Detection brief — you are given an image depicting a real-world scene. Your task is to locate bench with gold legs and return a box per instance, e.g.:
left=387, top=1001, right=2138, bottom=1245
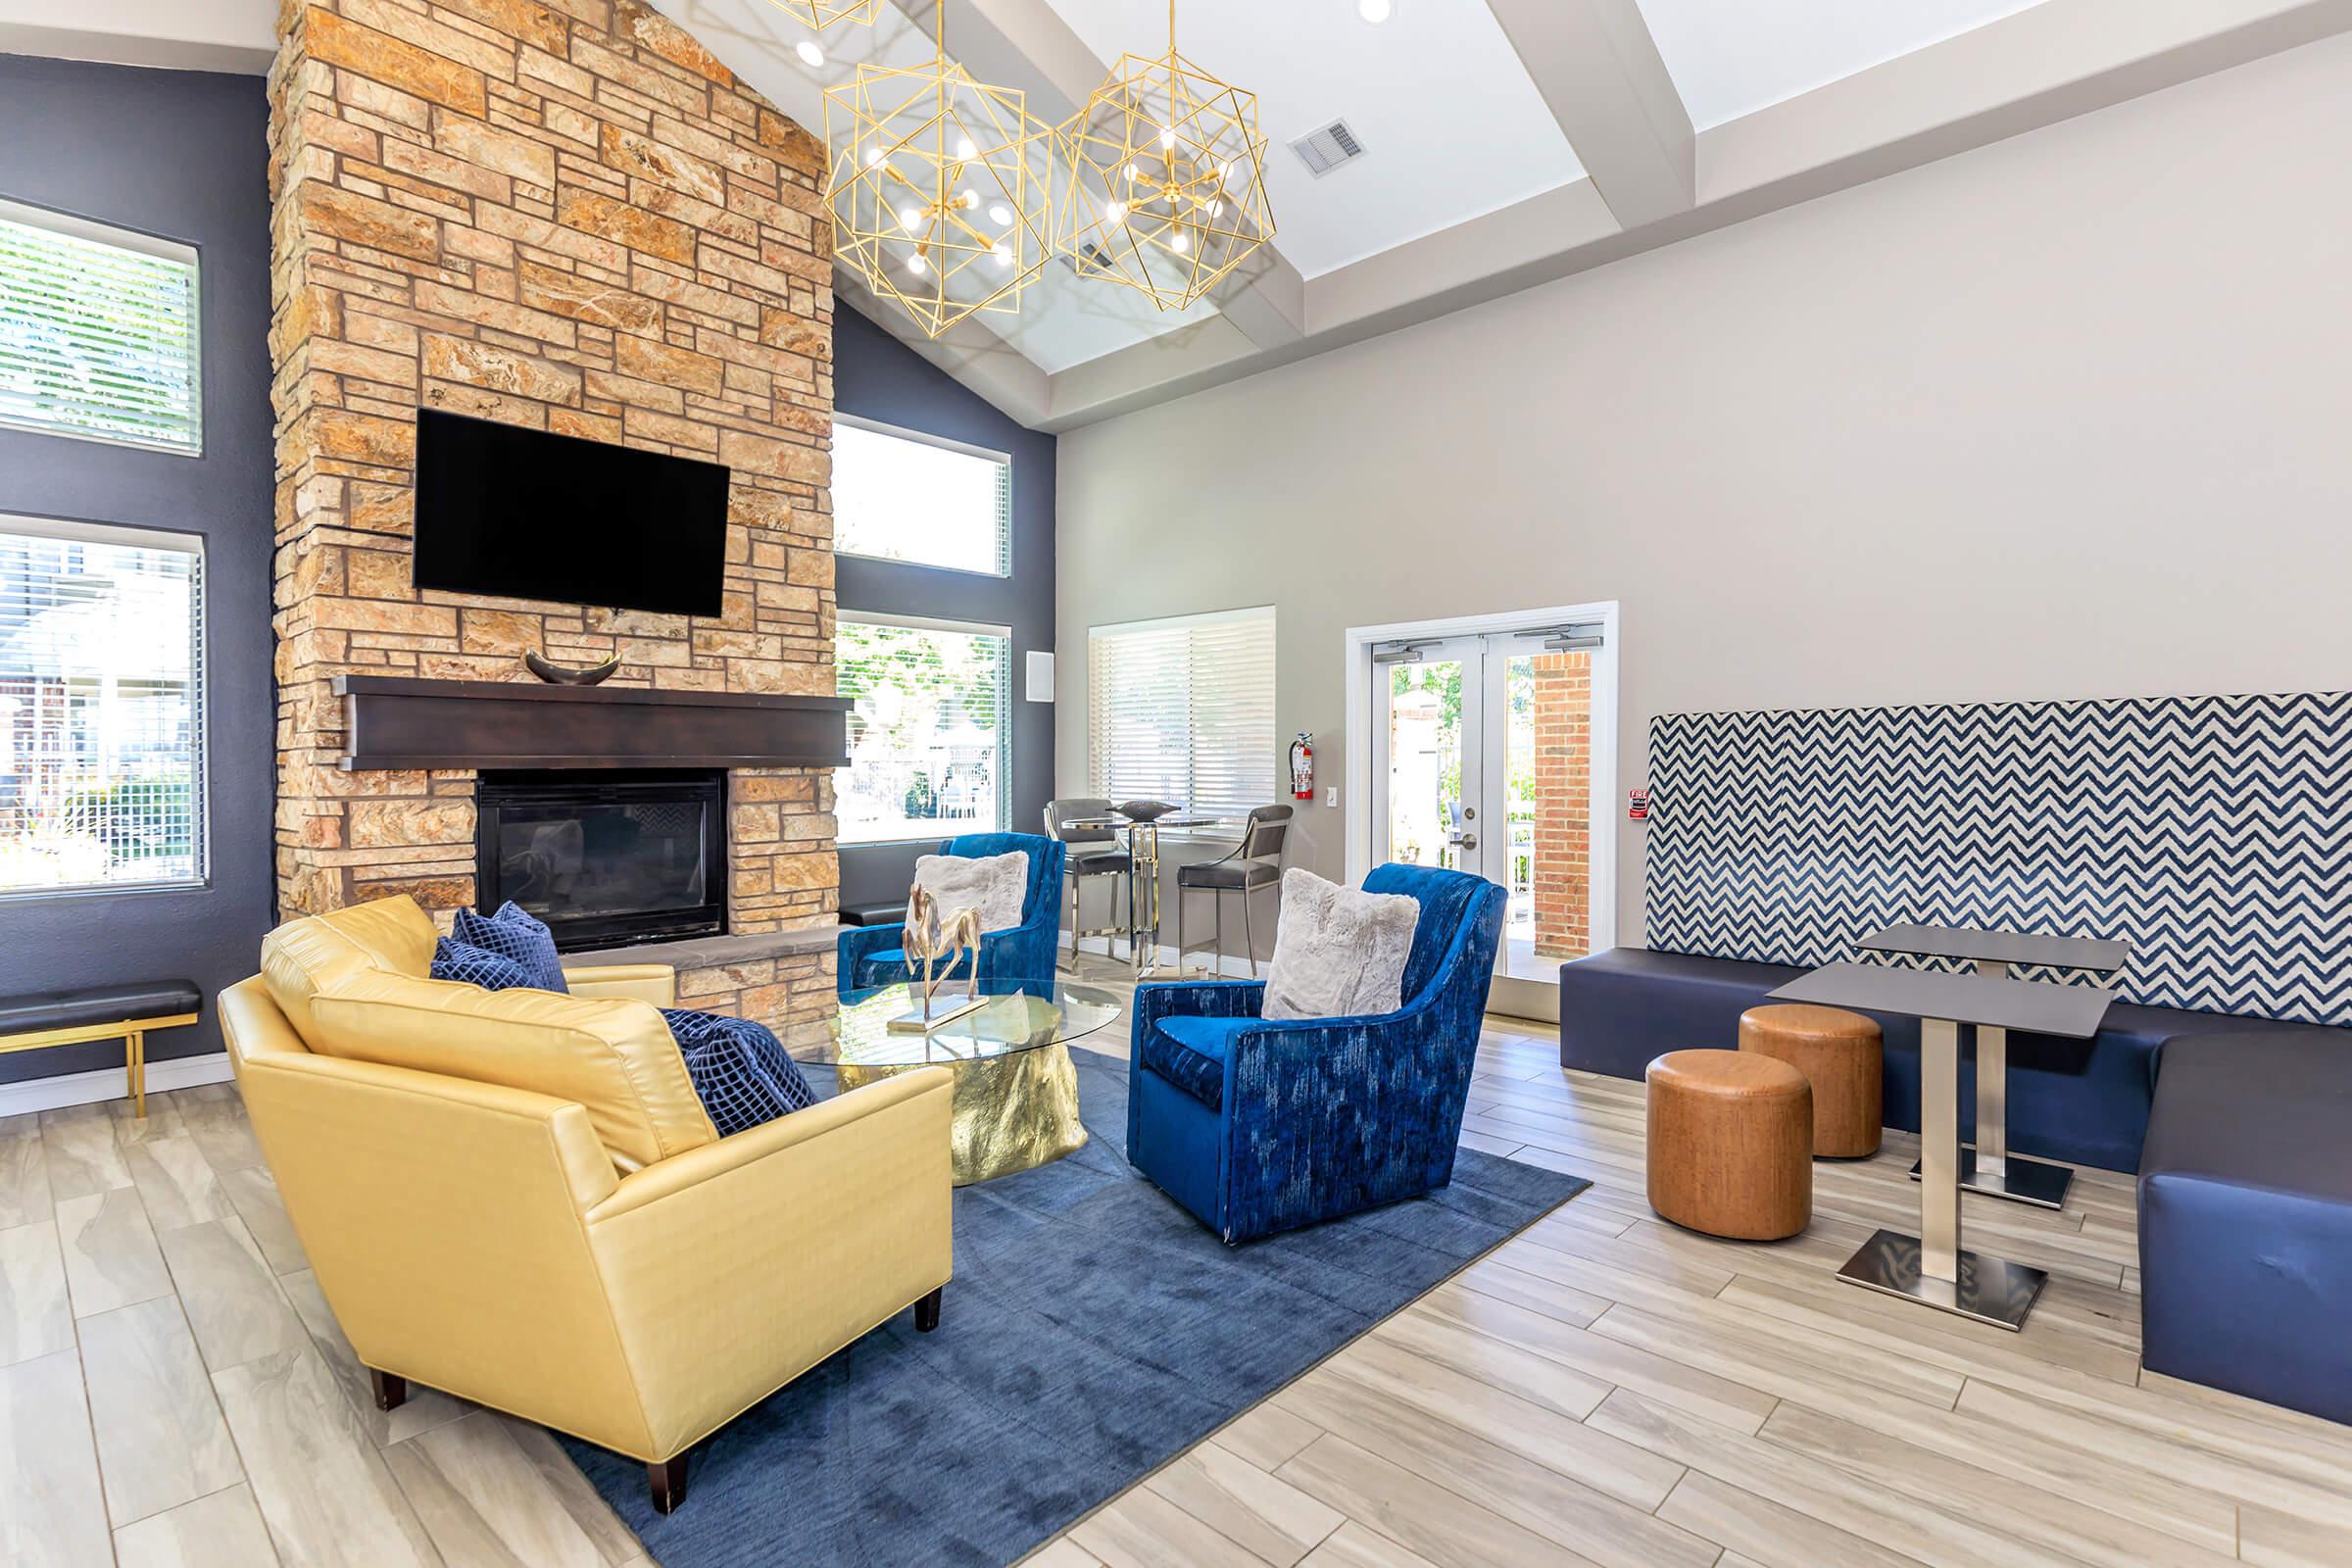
left=0, top=981, right=202, bottom=1117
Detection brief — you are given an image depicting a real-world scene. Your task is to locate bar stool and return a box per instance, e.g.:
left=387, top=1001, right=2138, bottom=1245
left=1175, top=805, right=1291, bottom=978
left=1044, top=798, right=1129, bottom=967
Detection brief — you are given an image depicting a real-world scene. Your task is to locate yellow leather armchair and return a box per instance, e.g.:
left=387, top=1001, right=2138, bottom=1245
left=220, top=942, right=953, bottom=1514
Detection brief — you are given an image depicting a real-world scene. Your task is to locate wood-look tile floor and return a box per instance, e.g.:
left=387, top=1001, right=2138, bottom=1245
left=3, top=955, right=2346, bottom=1566
left=0, top=1082, right=652, bottom=1568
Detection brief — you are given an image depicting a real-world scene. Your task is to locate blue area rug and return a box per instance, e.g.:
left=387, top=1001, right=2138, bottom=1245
left=559, top=1043, right=1590, bottom=1567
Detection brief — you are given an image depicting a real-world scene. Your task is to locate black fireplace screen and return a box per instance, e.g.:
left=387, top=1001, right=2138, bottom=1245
left=475, top=770, right=725, bottom=950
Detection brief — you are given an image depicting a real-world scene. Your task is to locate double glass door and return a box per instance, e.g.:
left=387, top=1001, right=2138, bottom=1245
left=1371, top=627, right=1606, bottom=983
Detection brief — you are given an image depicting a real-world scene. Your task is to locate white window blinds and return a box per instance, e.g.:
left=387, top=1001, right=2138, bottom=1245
left=0, top=199, right=202, bottom=457
left=832, top=417, right=1010, bottom=576
left=1089, top=607, right=1277, bottom=820
left=0, top=517, right=207, bottom=894
left=835, top=614, right=1010, bottom=845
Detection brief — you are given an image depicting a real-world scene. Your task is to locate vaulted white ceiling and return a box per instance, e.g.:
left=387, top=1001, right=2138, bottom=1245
left=1039, top=0, right=1584, bottom=278
left=647, top=0, right=1224, bottom=375
left=1636, top=0, right=2050, bottom=129
left=675, top=0, right=2349, bottom=431
left=7, top=0, right=2345, bottom=430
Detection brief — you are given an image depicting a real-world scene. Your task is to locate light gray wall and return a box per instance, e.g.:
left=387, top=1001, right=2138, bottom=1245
left=1054, top=31, right=2352, bottom=960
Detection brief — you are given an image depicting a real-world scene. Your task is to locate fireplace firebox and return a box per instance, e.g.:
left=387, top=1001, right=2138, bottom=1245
left=475, top=770, right=727, bottom=950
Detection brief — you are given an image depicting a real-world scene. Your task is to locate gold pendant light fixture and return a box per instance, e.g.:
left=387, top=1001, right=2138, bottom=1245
left=760, top=0, right=887, bottom=30
left=823, top=0, right=1054, bottom=339
left=1058, top=0, right=1275, bottom=312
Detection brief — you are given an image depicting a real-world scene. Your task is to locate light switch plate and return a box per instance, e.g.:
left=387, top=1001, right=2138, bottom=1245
left=1325, top=786, right=1340, bottom=808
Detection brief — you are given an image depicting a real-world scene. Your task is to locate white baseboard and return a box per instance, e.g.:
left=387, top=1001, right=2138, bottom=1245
left=0, top=1052, right=235, bottom=1118
left=1151, top=944, right=1263, bottom=980
left=1066, top=937, right=1264, bottom=981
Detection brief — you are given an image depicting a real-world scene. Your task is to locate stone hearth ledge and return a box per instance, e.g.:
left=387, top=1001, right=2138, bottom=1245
left=566, top=926, right=837, bottom=973
left=564, top=926, right=837, bottom=1049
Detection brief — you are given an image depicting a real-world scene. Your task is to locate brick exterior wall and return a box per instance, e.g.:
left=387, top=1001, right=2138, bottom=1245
left=1532, top=652, right=1592, bottom=959
left=267, top=0, right=838, bottom=1024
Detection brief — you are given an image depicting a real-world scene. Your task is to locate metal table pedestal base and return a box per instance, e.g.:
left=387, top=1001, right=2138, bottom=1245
left=1837, top=1228, right=2048, bottom=1332
left=1908, top=1147, right=2075, bottom=1210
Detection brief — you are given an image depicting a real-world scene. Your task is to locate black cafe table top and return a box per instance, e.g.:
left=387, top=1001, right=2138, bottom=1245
left=1860, top=923, right=2132, bottom=974
left=1769, top=961, right=2116, bottom=1039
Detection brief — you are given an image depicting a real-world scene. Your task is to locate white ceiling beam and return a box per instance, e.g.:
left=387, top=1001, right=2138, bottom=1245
left=1307, top=179, right=1618, bottom=338
left=1041, top=314, right=1266, bottom=430
left=1034, top=179, right=1623, bottom=431
left=0, top=0, right=274, bottom=74
left=1485, top=0, right=1693, bottom=229
left=949, top=0, right=1098, bottom=120
left=1034, top=0, right=2352, bottom=428
left=1701, top=0, right=2352, bottom=207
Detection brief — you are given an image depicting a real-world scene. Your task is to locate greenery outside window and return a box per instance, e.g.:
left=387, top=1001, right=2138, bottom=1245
left=0, top=197, right=202, bottom=456
left=0, top=515, right=207, bottom=895
left=835, top=614, right=1010, bottom=845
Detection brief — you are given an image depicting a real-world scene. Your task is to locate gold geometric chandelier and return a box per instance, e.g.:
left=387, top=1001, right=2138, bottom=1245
left=1058, top=0, right=1275, bottom=312
left=823, top=0, right=1054, bottom=339
left=760, top=0, right=885, bottom=30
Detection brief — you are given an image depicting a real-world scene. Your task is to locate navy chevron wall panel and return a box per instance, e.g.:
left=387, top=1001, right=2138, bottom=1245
left=1645, top=691, right=2352, bottom=1026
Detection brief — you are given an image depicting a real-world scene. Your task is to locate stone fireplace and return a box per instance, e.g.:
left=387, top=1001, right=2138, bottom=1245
left=268, top=0, right=842, bottom=1026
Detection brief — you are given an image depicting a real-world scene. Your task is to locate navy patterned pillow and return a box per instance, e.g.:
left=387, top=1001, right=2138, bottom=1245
left=450, top=901, right=567, bottom=994
left=661, top=1007, right=819, bottom=1136
left=430, top=937, right=539, bottom=993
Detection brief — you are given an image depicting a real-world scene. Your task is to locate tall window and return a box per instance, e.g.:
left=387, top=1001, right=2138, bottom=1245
left=0, top=517, right=206, bottom=894
left=0, top=198, right=201, bottom=456
left=1089, top=607, right=1276, bottom=819
left=831, top=416, right=1010, bottom=576
left=835, top=614, right=1010, bottom=844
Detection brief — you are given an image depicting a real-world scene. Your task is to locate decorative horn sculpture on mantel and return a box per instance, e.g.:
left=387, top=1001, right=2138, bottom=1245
left=524, top=650, right=622, bottom=686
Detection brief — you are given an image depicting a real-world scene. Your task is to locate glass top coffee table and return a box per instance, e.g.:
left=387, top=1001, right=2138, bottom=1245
left=804, top=979, right=1122, bottom=1186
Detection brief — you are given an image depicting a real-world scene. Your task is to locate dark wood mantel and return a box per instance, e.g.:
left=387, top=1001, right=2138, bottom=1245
left=333, top=675, right=850, bottom=770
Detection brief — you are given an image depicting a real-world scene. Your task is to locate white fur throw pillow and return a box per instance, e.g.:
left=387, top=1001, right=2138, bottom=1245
left=1260, top=868, right=1422, bottom=1021
left=913, top=850, right=1030, bottom=934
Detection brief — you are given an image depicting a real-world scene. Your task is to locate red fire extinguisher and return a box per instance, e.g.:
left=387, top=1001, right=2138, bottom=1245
left=1290, top=732, right=1315, bottom=801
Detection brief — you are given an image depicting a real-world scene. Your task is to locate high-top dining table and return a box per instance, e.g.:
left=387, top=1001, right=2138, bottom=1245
left=1859, top=923, right=2132, bottom=1210
left=1767, top=959, right=2116, bottom=1331
left=1061, top=808, right=1234, bottom=979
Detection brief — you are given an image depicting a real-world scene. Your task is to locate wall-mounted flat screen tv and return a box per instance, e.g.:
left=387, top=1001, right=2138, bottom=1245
left=413, top=409, right=730, bottom=616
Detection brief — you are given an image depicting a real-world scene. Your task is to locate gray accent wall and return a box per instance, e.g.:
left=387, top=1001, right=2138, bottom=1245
left=0, top=55, right=274, bottom=1083
left=833, top=305, right=1057, bottom=910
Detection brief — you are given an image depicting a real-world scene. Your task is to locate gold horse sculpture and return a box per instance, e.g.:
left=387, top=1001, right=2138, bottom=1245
left=903, top=885, right=985, bottom=1020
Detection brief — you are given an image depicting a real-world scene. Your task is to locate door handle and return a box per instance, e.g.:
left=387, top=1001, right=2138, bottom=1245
left=1458, top=834, right=1479, bottom=852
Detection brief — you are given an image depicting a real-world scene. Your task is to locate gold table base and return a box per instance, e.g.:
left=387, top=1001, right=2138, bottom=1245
left=837, top=1041, right=1088, bottom=1186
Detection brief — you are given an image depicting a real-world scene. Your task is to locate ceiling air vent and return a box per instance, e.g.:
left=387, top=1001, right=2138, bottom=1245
left=1289, top=119, right=1365, bottom=178
left=1063, top=238, right=1117, bottom=274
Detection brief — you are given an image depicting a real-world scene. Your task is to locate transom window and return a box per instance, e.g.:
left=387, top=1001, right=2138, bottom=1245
left=1089, top=606, right=1277, bottom=821
left=0, top=197, right=202, bottom=457
left=831, top=416, right=1011, bottom=577
left=0, top=516, right=207, bottom=895
left=835, top=614, right=1010, bottom=845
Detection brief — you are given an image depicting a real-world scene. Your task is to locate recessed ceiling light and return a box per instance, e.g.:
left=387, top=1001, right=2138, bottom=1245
left=795, top=39, right=824, bottom=67
left=1357, top=0, right=1393, bottom=22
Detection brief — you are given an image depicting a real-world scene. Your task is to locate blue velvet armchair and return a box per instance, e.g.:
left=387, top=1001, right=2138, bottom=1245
left=1127, top=863, right=1507, bottom=1244
left=836, top=833, right=1066, bottom=995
